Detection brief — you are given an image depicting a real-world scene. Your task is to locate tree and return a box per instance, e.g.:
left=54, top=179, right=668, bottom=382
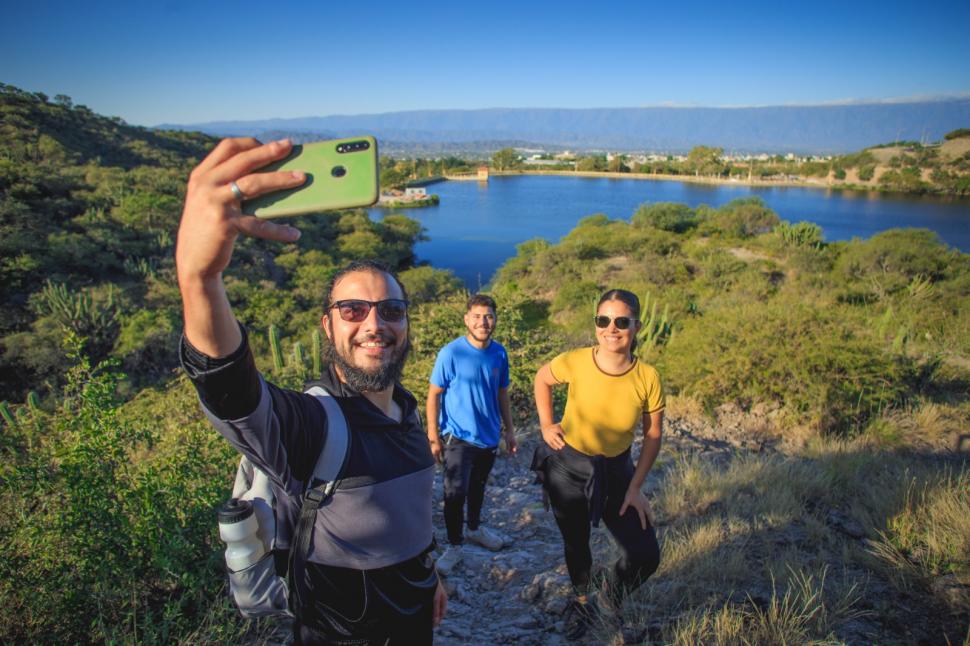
left=576, top=156, right=607, bottom=172
left=607, top=155, right=629, bottom=173
left=492, top=148, right=519, bottom=171
left=686, top=146, right=724, bottom=176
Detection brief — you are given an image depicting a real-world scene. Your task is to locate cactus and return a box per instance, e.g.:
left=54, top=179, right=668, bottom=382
left=123, top=256, right=157, bottom=278
left=636, top=292, right=672, bottom=356
left=27, top=391, right=41, bottom=412
left=0, top=401, right=15, bottom=428
left=269, top=325, right=284, bottom=371
left=36, top=280, right=119, bottom=335
left=312, top=329, right=323, bottom=376
left=777, top=221, right=823, bottom=248
left=293, top=341, right=305, bottom=369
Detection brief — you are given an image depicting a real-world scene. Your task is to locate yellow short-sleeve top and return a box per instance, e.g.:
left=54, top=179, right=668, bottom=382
left=550, top=347, right=665, bottom=458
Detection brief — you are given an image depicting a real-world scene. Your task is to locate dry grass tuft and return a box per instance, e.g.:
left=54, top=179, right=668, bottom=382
left=666, top=566, right=865, bottom=646
left=867, top=466, right=970, bottom=600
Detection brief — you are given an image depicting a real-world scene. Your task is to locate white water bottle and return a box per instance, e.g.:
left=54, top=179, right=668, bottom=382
left=218, top=498, right=266, bottom=572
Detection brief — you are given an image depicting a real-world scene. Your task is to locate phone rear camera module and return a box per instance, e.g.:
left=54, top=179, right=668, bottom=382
left=331, top=165, right=347, bottom=178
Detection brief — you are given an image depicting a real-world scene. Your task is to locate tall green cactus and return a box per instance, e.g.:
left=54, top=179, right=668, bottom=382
left=37, top=280, right=119, bottom=335
left=0, top=401, right=16, bottom=428
left=636, top=292, right=673, bottom=357
left=269, top=325, right=284, bottom=371
left=27, top=391, right=41, bottom=412
left=312, top=329, right=323, bottom=376
left=293, top=341, right=306, bottom=373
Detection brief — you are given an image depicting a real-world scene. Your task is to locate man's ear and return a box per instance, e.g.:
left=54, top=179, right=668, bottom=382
left=321, top=315, right=333, bottom=341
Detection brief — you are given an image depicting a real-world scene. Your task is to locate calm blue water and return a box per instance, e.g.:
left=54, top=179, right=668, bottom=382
left=371, top=175, right=970, bottom=287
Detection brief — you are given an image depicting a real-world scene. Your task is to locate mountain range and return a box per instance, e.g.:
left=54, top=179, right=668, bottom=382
left=158, top=98, right=970, bottom=155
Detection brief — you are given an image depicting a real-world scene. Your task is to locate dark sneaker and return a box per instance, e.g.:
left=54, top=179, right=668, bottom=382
left=563, top=597, right=599, bottom=641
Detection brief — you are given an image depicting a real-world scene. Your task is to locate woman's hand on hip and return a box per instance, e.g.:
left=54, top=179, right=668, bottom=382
left=540, top=423, right=566, bottom=450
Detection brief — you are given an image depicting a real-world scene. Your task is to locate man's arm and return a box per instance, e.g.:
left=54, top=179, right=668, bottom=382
left=498, top=386, right=517, bottom=455
left=426, top=383, right=445, bottom=463
left=176, top=137, right=305, bottom=357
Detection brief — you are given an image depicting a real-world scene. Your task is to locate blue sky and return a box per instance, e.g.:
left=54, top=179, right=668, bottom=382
left=1, top=0, right=968, bottom=126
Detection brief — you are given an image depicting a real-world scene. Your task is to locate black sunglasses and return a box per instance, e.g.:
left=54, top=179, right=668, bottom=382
left=330, top=299, right=409, bottom=323
left=594, top=315, right=637, bottom=330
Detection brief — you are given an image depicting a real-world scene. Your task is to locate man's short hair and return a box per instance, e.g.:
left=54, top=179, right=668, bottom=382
left=466, top=293, right=497, bottom=313
left=324, top=260, right=409, bottom=309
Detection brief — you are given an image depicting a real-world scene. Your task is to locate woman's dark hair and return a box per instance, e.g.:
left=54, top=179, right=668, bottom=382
left=596, top=288, right=641, bottom=355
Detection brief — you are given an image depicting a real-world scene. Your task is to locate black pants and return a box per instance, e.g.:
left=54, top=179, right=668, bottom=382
left=543, top=444, right=660, bottom=600
left=293, top=554, right=437, bottom=645
left=442, top=436, right=497, bottom=545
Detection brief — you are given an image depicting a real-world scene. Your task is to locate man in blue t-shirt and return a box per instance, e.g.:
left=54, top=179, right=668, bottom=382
left=427, top=294, right=517, bottom=574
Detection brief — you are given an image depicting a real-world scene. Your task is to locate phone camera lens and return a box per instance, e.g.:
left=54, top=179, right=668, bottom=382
left=331, top=165, right=347, bottom=178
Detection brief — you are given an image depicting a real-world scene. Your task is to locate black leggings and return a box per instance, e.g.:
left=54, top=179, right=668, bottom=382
left=442, top=436, right=497, bottom=545
left=543, top=444, right=660, bottom=600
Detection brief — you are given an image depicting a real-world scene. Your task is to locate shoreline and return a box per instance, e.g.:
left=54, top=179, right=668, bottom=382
left=491, top=169, right=837, bottom=190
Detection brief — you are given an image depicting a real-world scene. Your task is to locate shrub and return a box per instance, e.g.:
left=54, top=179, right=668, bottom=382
left=700, top=198, right=780, bottom=238
left=835, top=229, right=952, bottom=298
left=658, top=298, right=915, bottom=434
left=0, top=334, right=234, bottom=641
left=632, top=202, right=698, bottom=233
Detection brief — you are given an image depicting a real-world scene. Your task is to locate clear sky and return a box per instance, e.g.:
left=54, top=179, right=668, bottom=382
left=1, top=0, right=968, bottom=126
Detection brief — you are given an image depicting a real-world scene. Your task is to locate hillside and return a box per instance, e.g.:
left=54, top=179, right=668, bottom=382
left=161, top=98, right=970, bottom=154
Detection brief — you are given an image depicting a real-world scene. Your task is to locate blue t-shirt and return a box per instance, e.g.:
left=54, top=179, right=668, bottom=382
left=430, top=336, right=510, bottom=448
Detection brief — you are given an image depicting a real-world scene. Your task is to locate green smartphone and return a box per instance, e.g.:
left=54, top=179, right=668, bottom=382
left=242, top=136, right=379, bottom=218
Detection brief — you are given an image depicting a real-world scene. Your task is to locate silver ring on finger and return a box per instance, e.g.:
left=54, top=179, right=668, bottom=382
left=229, top=180, right=246, bottom=202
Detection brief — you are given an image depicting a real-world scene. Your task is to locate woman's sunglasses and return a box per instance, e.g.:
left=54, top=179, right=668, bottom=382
left=330, top=299, right=409, bottom=323
left=594, top=315, right=637, bottom=330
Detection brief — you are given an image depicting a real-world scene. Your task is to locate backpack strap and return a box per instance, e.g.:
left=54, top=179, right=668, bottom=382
left=304, top=385, right=350, bottom=491
left=287, top=384, right=350, bottom=615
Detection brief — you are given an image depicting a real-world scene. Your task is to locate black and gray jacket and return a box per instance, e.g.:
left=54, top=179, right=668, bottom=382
left=181, top=329, right=437, bottom=633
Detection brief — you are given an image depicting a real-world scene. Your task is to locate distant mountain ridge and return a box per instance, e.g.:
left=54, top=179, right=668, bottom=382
left=159, top=98, right=970, bottom=154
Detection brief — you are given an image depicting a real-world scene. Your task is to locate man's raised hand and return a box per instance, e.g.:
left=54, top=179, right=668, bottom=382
left=176, top=138, right=306, bottom=283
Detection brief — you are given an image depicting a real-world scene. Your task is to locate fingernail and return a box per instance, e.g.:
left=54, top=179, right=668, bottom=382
left=291, top=171, right=305, bottom=181
left=288, top=227, right=301, bottom=240
left=276, top=138, right=291, bottom=147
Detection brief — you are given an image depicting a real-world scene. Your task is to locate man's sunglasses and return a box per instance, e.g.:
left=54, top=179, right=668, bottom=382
left=330, top=299, right=409, bottom=323
left=594, top=315, right=637, bottom=330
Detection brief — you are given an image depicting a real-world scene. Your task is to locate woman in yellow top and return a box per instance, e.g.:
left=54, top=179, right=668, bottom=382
left=532, top=288, right=664, bottom=639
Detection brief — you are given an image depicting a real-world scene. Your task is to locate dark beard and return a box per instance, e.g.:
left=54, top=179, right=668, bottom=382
left=324, top=333, right=411, bottom=392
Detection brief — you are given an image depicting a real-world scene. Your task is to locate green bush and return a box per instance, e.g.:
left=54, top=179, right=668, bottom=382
left=657, top=298, right=916, bottom=434
left=0, top=334, right=234, bottom=642
left=632, top=202, right=698, bottom=233
left=835, top=229, right=953, bottom=298
left=700, top=198, right=780, bottom=238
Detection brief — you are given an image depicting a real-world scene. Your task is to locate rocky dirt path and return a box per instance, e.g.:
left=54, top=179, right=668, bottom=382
left=432, top=415, right=770, bottom=646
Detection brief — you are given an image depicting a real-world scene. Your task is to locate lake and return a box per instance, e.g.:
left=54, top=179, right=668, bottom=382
left=370, top=175, right=970, bottom=287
